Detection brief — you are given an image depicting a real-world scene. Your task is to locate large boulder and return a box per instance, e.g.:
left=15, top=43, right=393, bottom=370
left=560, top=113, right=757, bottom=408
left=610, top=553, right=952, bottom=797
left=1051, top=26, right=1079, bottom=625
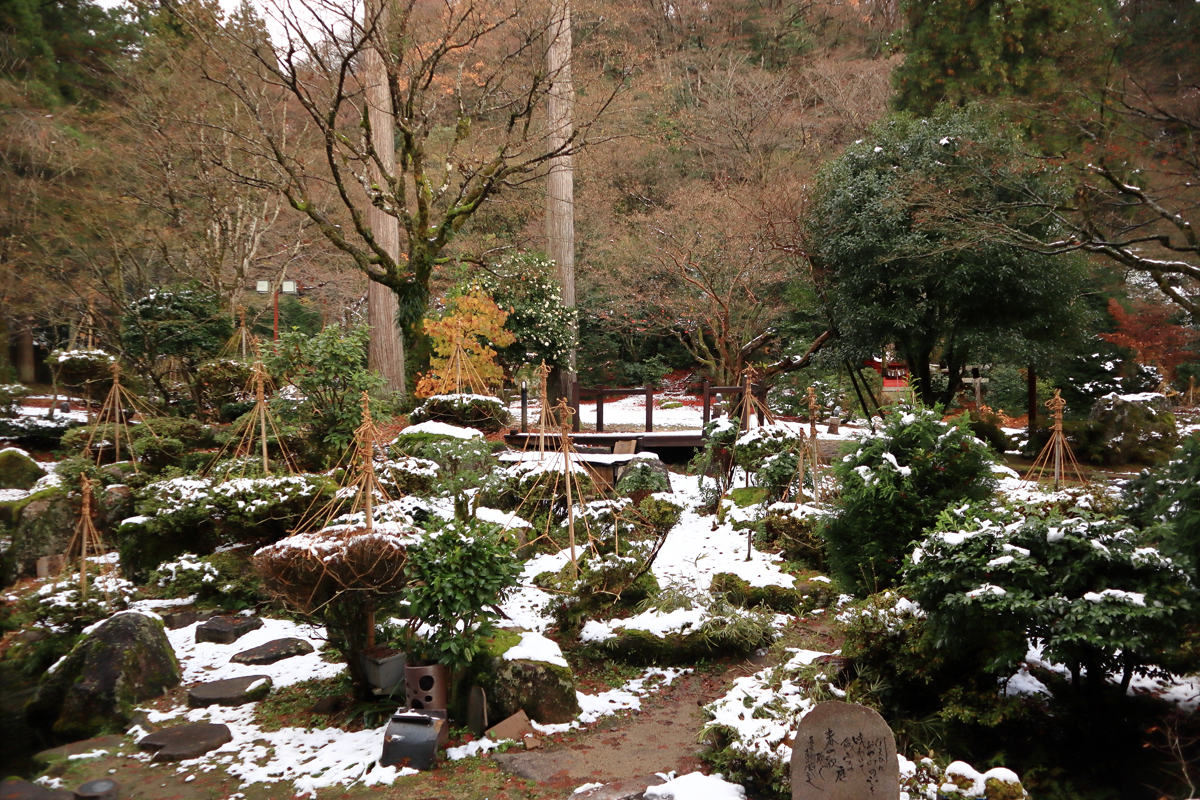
left=0, top=447, right=46, bottom=490
left=1, top=487, right=74, bottom=586
left=1, top=483, right=134, bottom=585
left=473, top=630, right=581, bottom=725
left=26, top=611, right=181, bottom=741
left=1084, top=391, right=1178, bottom=465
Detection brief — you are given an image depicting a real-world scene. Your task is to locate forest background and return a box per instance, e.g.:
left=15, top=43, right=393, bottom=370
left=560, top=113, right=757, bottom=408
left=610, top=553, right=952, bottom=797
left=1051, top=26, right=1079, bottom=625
left=2, top=0, right=1199, bottom=415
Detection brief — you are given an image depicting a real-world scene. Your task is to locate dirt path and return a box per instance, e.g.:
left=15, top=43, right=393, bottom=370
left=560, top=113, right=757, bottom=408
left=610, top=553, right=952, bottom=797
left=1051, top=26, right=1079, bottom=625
left=491, top=661, right=774, bottom=800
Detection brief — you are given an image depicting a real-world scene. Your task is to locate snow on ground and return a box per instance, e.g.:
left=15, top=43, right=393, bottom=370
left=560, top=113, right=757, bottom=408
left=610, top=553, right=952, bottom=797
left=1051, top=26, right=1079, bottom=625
left=164, top=616, right=342, bottom=687
left=643, top=771, right=746, bottom=799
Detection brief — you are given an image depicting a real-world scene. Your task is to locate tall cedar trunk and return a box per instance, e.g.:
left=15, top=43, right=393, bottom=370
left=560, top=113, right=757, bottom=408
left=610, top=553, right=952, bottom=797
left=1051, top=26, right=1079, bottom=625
left=17, top=325, right=36, bottom=384
left=364, top=0, right=406, bottom=396
left=546, top=0, right=575, bottom=406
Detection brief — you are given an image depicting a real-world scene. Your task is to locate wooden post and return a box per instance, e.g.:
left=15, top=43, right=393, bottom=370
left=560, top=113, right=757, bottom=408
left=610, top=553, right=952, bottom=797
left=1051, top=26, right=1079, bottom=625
left=520, top=383, right=528, bottom=433
left=755, top=384, right=765, bottom=427
left=596, top=387, right=605, bottom=433
left=571, top=381, right=581, bottom=433
left=645, top=385, right=653, bottom=432
left=702, top=379, right=710, bottom=427
left=972, top=366, right=982, bottom=407
left=1027, top=365, right=1038, bottom=436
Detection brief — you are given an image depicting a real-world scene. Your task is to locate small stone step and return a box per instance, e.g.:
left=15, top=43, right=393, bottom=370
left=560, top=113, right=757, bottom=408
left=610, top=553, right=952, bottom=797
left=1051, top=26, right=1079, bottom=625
left=195, top=615, right=264, bottom=644
left=231, top=637, right=314, bottom=665
left=0, top=778, right=74, bottom=800
left=161, top=609, right=218, bottom=631
left=187, top=675, right=273, bottom=708
left=137, top=723, right=233, bottom=762
left=32, top=735, right=125, bottom=768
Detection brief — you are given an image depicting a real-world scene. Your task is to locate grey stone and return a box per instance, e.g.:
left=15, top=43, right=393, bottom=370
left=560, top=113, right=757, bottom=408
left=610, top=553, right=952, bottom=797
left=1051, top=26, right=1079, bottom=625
left=195, top=615, right=263, bottom=644
left=790, top=700, right=898, bottom=800
left=26, top=612, right=181, bottom=741
left=160, top=609, right=218, bottom=631
left=187, top=675, right=273, bottom=708
left=73, top=779, right=120, bottom=800
left=0, top=448, right=46, bottom=490
left=0, top=778, right=74, bottom=800
left=476, top=634, right=580, bottom=725
left=138, top=723, right=232, bottom=762
left=1, top=487, right=73, bottom=585
left=231, top=637, right=314, bottom=665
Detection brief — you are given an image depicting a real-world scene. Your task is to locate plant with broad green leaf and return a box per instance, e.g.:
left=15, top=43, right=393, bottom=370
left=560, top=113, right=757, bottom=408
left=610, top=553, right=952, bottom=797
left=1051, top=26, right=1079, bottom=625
left=265, top=324, right=383, bottom=454
left=1124, top=434, right=1200, bottom=580
left=402, top=518, right=522, bottom=673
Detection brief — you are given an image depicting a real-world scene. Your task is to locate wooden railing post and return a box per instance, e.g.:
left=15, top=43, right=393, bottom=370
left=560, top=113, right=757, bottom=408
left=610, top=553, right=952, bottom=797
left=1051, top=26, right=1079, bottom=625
left=596, top=387, right=605, bottom=433
left=571, top=381, right=581, bottom=433
left=520, top=382, right=528, bottom=433
left=702, top=379, right=710, bottom=428
left=645, top=385, right=653, bottom=432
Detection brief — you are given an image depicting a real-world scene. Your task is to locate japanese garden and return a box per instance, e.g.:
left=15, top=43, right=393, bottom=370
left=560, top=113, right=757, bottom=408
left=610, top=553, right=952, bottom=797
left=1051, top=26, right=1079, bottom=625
left=1, top=1, right=1199, bottom=799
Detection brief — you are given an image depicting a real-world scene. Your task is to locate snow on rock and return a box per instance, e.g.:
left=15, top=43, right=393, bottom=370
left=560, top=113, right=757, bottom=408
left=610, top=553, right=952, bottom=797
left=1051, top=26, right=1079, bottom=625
left=942, top=761, right=1023, bottom=797
left=643, top=771, right=746, bottom=800
left=502, top=630, right=569, bottom=668
left=397, top=420, right=483, bottom=439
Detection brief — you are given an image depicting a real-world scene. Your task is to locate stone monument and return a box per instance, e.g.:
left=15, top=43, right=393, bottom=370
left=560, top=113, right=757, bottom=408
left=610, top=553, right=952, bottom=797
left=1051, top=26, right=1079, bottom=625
left=791, top=701, right=898, bottom=800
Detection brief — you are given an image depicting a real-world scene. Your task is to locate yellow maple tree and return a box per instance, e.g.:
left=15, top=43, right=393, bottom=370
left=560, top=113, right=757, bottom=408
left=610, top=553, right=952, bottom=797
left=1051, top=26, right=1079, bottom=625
left=415, top=289, right=516, bottom=398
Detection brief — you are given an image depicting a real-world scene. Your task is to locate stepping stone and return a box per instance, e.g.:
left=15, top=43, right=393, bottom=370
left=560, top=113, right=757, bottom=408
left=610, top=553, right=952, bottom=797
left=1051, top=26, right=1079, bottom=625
left=231, top=637, right=314, bottom=665
left=0, top=778, right=74, bottom=800
left=138, top=723, right=233, bottom=762
left=33, top=735, right=125, bottom=768
left=187, top=675, right=273, bottom=708
left=161, top=609, right=217, bottom=631
left=75, top=779, right=120, bottom=800
left=195, top=615, right=263, bottom=644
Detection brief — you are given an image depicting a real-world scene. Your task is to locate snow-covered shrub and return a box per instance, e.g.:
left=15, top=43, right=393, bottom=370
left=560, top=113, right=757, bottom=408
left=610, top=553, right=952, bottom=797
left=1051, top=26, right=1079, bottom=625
left=580, top=587, right=774, bottom=665
left=0, top=383, right=29, bottom=417
left=547, top=538, right=661, bottom=630
left=389, top=429, right=494, bottom=497
left=148, top=550, right=263, bottom=610
left=615, top=458, right=671, bottom=500
left=1125, top=433, right=1200, bottom=580
left=50, top=348, right=117, bottom=395
left=905, top=505, right=1195, bottom=694
left=408, top=393, right=511, bottom=432
left=478, top=459, right=597, bottom=538
left=733, top=423, right=806, bottom=476
left=822, top=406, right=996, bottom=594
left=118, top=473, right=334, bottom=579
left=375, top=456, right=440, bottom=496
left=759, top=505, right=828, bottom=569
left=21, top=558, right=135, bottom=632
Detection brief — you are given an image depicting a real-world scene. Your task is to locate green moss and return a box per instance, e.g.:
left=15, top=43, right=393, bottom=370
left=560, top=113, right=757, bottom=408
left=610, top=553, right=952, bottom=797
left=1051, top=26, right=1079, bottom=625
left=729, top=487, right=768, bottom=508
left=0, top=448, right=46, bottom=490
left=711, top=572, right=804, bottom=614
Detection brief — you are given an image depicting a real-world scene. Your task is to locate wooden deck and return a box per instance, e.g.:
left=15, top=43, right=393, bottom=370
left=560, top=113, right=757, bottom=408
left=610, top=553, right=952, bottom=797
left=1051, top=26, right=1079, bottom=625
left=502, top=429, right=708, bottom=453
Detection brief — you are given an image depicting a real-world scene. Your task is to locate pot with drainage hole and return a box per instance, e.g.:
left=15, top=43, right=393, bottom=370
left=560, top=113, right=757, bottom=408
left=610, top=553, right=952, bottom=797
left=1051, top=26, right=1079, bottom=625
left=404, top=660, right=447, bottom=710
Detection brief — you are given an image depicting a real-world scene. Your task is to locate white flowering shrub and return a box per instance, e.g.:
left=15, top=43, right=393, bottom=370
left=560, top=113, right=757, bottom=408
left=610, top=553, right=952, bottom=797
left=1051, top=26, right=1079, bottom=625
left=471, top=252, right=577, bottom=369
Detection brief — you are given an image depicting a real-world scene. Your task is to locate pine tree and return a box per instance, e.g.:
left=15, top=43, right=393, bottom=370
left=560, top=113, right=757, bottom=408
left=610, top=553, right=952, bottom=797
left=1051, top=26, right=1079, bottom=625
left=893, top=0, right=1111, bottom=115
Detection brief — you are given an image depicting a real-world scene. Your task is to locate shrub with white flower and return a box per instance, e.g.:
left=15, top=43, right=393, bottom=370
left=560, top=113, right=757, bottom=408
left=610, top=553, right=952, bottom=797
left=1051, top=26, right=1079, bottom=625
left=470, top=252, right=577, bottom=369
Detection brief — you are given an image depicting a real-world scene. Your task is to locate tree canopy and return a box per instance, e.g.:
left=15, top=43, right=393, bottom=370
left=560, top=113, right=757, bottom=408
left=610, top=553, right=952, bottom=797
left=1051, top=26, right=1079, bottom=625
left=810, top=109, right=1087, bottom=406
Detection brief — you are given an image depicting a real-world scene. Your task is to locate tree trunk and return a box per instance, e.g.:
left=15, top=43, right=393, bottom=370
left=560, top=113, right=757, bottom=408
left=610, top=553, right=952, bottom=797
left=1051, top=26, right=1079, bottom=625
left=547, top=0, right=575, bottom=377
left=16, top=324, right=36, bottom=384
left=364, top=0, right=406, bottom=396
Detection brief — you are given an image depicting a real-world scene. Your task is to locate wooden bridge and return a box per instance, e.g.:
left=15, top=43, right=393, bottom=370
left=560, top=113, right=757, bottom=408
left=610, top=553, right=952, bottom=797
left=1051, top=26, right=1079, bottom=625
left=503, top=379, right=768, bottom=455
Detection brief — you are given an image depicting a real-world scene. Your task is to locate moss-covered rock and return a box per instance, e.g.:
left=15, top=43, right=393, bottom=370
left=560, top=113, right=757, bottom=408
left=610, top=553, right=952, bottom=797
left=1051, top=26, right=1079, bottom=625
left=710, top=572, right=803, bottom=613
left=26, top=611, right=181, bottom=741
left=470, top=630, right=581, bottom=725
left=0, top=447, right=46, bottom=489
left=1, top=487, right=74, bottom=586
